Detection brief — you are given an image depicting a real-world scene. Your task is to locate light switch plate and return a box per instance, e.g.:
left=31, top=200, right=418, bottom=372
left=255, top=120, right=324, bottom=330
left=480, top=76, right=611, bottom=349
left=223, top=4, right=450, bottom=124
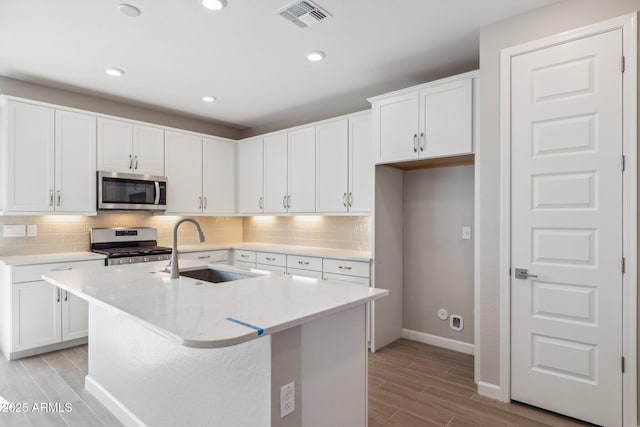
left=3, top=225, right=26, bottom=237
left=462, top=226, right=472, bottom=240
left=27, top=224, right=37, bottom=237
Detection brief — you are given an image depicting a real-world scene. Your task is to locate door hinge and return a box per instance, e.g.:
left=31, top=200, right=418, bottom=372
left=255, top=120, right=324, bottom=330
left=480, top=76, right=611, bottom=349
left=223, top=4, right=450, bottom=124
left=621, top=257, right=626, bottom=274
left=622, top=356, right=626, bottom=373
left=622, top=155, right=626, bottom=172
left=621, top=56, right=626, bottom=73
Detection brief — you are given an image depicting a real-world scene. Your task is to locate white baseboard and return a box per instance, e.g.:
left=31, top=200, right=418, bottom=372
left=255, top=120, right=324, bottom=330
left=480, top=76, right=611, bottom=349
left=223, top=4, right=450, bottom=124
left=477, top=381, right=503, bottom=401
left=85, top=375, right=145, bottom=427
left=401, top=328, right=474, bottom=355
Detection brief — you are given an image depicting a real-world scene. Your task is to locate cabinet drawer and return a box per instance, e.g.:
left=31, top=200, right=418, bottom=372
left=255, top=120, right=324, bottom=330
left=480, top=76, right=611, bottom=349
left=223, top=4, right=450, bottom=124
left=287, top=268, right=323, bottom=279
left=234, top=261, right=256, bottom=269
left=234, top=250, right=256, bottom=263
left=180, top=250, right=229, bottom=263
left=257, top=252, right=286, bottom=267
left=12, top=260, right=104, bottom=283
left=256, top=264, right=287, bottom=274
left=323, top=272, right=370, bottom=285
left=286, top=255, right=322, bottom=272
left=323, top=259, right=370, bottom=278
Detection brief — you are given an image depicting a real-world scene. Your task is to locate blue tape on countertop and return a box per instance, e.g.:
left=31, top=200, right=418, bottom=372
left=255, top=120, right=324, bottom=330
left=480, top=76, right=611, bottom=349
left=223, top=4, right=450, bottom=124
left=226, top=317, right=264, bottom=336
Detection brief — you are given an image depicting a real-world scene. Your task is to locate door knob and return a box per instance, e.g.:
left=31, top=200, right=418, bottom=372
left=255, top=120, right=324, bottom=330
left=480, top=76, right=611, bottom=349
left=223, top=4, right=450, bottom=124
left=515, top=268, right=538, bottom=279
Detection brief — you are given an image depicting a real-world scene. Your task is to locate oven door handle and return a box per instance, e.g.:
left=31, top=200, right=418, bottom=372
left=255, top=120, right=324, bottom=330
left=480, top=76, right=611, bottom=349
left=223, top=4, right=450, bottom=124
left=154, top=181, right=160, bottom=205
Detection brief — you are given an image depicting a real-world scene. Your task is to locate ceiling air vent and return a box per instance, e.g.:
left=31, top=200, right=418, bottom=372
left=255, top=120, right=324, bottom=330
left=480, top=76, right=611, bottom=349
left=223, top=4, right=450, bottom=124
left=275, top=0, right=332, bottom=29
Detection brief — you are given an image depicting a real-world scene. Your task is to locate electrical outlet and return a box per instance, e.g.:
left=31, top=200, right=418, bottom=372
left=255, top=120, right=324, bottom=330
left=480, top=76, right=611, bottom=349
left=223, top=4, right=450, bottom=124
left=27, top=224, right=37, bottom=237
left=280, top=381, right=295, bottom=418
left=450, top=314, right=463, bottom=331
left=462, top=226, right=472, bottom=240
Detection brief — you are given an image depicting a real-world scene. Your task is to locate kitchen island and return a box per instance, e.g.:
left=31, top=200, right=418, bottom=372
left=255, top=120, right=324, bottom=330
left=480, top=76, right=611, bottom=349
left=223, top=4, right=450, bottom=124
left=42, top=261, right=387, bottom=427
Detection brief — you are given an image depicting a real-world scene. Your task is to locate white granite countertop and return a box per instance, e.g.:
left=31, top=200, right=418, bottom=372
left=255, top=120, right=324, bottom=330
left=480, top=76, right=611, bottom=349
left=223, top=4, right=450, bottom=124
left=0, top=251, right=107, bottom=266
left=42, top=260, right=387, bottom=349
left=178, top=243, right=372, bottom=262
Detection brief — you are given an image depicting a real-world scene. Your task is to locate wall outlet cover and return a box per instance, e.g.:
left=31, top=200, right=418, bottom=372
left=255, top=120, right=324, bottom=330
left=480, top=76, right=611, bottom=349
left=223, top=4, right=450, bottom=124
left=280, top=381, right=295, bottom=418
left=27, top=224, right=38, bottom=237
left=3, top=225, right=26, bottom=237
left=462, top=226, right=472, bottom=240
left=450, top=314, right=463, bottom=331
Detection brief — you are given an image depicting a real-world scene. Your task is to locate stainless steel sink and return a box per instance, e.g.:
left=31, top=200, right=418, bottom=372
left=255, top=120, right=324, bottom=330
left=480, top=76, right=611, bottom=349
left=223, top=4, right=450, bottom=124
left=180, top=268, right=255, bottom=283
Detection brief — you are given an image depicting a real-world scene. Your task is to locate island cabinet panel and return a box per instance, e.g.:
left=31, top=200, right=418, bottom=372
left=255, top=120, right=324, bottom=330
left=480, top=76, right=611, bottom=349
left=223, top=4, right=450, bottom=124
left=236, top=138, right=264, bottom=214
left=164, top=130, right=203, bottom=214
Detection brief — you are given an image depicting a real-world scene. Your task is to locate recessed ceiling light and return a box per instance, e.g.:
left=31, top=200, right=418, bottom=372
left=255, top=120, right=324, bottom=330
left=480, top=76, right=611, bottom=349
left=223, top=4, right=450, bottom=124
left=306, top=50, right=326, bottom=62
left=105, top=67, right=125, bottom=77
left=118, top=4, right=141, bottom=17
left=202, top=0, right=227, bottom=11
left=202, top=96, right=217, bottom=103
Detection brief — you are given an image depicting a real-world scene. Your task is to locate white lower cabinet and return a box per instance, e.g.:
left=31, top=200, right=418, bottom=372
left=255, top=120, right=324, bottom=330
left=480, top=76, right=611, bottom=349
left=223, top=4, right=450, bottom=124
left=0, top=259, right=104, bottom=360
left=179, top=249, right=229, bottom=264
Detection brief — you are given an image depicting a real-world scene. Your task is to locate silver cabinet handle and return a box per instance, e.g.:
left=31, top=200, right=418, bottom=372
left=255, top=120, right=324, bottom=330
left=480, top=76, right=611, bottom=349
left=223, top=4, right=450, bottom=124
left=413, top=134, right=418, bottom=152
left=134, top=155, right=138, bottom=170
left=343, top=192, right=347, bottom=207
left=283, top=195, right=288, bottom=209
left=266, top=257, right=276, bottom=261
left=298, top=261, right=310, bottom=265
left=338, top=265, right=352, bottom=270
left=203, top=197, right=208, bottom=210
left=197, top=255, right=211, bottom=259
left=348, top=192, right=353, bottom=207
left=49, top=190, right=54, bottom=206
left=419, top=132, right=425, bottom=152
left=57, top=288, right=60, bottom=303
left=287, top=195, right=291, bottom=209
left=259, top=196, right=264, bottom=210
left=199, top=196, right=203, bottom=210
left=129, top=154, right=133, bottom=169
left=515, top=268, right=538, bottom=279
left=64, top=291, right=68, bottom=302
left=240, top=254, right=250, bottom=258
left=51, top=267, right=72, bottom=272
left=56, top=190, right=61, bottom=207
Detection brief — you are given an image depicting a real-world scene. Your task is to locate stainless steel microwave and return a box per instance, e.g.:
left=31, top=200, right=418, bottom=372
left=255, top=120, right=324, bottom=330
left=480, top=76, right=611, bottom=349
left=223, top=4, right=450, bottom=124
left=97, top=171, right=167, bottom=211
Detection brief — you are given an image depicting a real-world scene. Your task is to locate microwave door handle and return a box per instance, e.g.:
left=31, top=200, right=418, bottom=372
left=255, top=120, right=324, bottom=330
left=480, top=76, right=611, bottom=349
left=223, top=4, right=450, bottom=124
left=154, top=181, right=160, bottom=205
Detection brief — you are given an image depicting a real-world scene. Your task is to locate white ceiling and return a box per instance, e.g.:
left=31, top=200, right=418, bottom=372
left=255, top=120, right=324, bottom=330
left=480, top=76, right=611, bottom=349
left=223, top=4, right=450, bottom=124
left=0, top=0, right=559, bottom=134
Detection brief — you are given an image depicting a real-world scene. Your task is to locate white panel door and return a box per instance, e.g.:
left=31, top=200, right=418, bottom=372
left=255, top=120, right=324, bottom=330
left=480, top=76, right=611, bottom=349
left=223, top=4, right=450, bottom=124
left=164, top=130, right=202, bottom=214
left=375, top=92, right=419, bottom=163
left=133, top=124, right=164, bottom=176
left=348, top=114, right=373, bottom=212
left=316, top=119, right=348, bottom=213
left=6, top=101, right=55, bottom=212
left=419, top=78, right=472, bottom=158
left=61, top=291, right=88, bottom=341
left=203, top=136, right=234, bottom=214
left=510, top=29, right=623, bottom=426
left=263, top=133, right=288, bottom=213
left=237, top=138, right=263, bottom=214
left=288, top=126, right=316, bottom=213
left=54, top=110, right=96, bottom=213
left=12, top=281, right=62, bottom=351
left=97, top=118, right=133, bottom=173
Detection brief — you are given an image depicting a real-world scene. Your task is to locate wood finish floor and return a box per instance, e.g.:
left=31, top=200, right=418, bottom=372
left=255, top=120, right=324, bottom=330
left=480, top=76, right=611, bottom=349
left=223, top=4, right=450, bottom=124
left=0, top=339, right=593, bottom=426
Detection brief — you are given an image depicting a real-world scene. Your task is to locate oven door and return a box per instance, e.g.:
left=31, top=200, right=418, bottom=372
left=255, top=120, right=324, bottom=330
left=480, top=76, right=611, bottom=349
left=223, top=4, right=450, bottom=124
left=98, top=171, right=167, bottom=211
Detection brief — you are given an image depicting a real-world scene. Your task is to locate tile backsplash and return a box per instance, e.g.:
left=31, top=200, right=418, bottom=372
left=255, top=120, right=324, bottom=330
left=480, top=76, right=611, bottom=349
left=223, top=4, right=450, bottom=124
left=243, top=216, right=371, bottom=252
left=0, top=213, right=242, bottom=256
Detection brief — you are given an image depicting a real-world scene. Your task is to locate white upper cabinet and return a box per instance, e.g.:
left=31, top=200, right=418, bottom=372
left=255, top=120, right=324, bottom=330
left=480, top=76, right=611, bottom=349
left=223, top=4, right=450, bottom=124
left=203, top=136, right=235, bottom=214
left=97, top=118, right=164, bottom=176
left=348, top=114, right=373, bottom=212
left=316, top=119, right=349, bottom=213
left=0, top=99, right=96, bottom=215
left=237, top=138, right=264, bottom=214
left=263, top=133, right=288, bottom=213
left=164, top=130, right=203, bottom=214
left=370, top=72, right=476, bottom=164
left=287, top=126, right=316, bottom=213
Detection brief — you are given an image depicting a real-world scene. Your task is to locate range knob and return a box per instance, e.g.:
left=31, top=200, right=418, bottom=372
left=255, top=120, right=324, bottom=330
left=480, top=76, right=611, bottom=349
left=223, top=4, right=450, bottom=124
left=128, top=259, right=134, bottom=263
left=143, top=257, right=149, bottom=262
left=119, top=259, right=125, bottom=265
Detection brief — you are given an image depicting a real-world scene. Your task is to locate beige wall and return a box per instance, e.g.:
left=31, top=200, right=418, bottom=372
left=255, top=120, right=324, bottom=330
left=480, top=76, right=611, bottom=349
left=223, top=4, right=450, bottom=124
left=0, top=213, right=242, bottom=256
left=243, top=216, right=371, bottom=252
left=478, top=0, right=640, bottom=386
left=0, top=76, right=242, bottom=139
left=403, top=165, right=474, bottom=344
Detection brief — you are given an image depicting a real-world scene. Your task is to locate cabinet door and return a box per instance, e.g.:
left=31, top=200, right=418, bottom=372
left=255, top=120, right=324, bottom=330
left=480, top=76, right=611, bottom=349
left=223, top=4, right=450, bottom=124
left=203, top=137, right=234, bottom=214
left=419, top=78, right=472, bottom=158
left=133, top=125, right=164, bottom=176
left=61, top=291, right=88, bottom=341
left=263, top=133, right=288, bottom=213
left=164, top=130, right=203, bottom=214
left=316, top=119, right=348, bottom=213
left=97, top=118, right=133, bottom=173
left=374, top=92, right=420, bottom=163
left=11, top=281, right=62, bottom=351
left=5, top=100, right=55, bottom=212
left=348, top=114, right=373, bottom=212
left=55, top=110, right=97, bottom=213
left=288, top=127, right=316, bottom=213
left=237, top=138, right=264, bottom=214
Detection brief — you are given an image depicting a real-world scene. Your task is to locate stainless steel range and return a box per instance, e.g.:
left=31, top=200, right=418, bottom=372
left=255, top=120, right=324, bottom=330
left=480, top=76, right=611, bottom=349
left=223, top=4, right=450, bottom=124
left=90, top=227, right=172, bottom=266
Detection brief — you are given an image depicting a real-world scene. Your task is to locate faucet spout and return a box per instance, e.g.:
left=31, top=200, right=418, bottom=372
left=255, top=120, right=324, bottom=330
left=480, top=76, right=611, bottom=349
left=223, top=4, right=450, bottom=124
left=168, top=218, right=206, bottom=279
